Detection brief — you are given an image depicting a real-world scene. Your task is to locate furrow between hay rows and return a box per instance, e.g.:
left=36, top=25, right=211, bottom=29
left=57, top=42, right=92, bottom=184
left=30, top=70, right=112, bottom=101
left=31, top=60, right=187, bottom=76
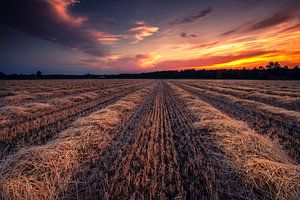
left=162, top=81, right=217, bottom=200
left=167, top=81, right=300, bottom=200
left=102, top=82, right=187, bottom=199
left=63, top=81, right=215, bottom=199
left=174, top=81, right=300, bottom=163
left=0, top=82, right=156, bottom=200
left=165, top=81, right=254, bottom=199
left=0, top=82, right=152, bottom=160
left=60, top=80, right=159, bottom=199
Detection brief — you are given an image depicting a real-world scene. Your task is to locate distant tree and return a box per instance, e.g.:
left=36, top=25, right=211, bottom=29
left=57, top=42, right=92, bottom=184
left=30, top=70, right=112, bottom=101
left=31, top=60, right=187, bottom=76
left=1, top=61, right=298, bottom=80
left=266, top=61, right=281, bottom=70
left=273, top=62, right=281, bottom=69
left=36, top=71, right=42, bottom=77
left=266, top=62, right=274, bottom=70
left=258, top=66, right=264, bottom=70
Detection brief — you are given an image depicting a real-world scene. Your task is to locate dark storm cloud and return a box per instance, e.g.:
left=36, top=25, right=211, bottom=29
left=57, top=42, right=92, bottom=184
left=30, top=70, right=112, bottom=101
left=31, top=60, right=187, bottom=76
left=180, top=32, right=197, bottom=38
left=220, top=11, right=296, bottom=37
left=278, top=22, right=300, bottom=33
left=170, top=7, right=212, bottom=25
left=247, top=12, right=294, bottom=31
left=220, top=29, right=239, bottom=37
left=180, top=32, right=187, bottom=37
left=0, top=0, right=108, bottom=56
left=220, top=1, right=300, bottom=37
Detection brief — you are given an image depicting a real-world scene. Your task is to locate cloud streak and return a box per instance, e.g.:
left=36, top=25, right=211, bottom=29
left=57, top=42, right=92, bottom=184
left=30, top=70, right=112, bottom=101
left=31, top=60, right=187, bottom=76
left=0, top=0, right=121, bottom=56
left=170, top=7, right=212, bottom=25
left=180, top=32, right=197, bottom=38
left=220, top=2, right=300, bottom=37
left=247, top=13, right=294, bottom=32
left=81, top=54, right=156, bottom=73
left=153, top=50, right=273, bottom=70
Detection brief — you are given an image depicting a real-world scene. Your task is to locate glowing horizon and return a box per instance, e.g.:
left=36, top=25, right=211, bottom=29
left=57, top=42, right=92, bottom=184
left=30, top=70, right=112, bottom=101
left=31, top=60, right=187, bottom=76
left=1, top=0, right=300, bottom=74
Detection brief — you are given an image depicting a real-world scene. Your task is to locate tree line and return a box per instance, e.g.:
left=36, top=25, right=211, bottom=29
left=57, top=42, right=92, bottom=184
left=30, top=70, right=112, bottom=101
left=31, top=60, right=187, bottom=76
left=107, top=62, right=300, bottom=80
left=1, top=62, right=299, bottom=80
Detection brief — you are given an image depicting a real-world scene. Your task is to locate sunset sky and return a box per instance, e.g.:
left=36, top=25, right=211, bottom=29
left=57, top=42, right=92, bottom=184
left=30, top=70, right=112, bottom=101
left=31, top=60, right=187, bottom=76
left=1, top=0, right=300, bottom=74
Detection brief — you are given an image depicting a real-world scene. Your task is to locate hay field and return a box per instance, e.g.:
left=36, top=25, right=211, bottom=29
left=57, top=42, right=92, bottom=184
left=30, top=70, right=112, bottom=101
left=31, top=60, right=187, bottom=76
left=0, top=79, right=299, bottom=200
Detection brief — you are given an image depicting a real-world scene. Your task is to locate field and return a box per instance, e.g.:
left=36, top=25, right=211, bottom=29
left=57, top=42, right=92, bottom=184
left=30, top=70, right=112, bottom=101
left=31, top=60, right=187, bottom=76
left=0, top=79, right=299, bottom=200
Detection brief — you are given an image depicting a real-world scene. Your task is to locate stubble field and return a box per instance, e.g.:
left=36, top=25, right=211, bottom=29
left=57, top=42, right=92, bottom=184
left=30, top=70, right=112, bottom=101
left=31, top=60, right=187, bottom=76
left=0, top=79, right=299, bottom=200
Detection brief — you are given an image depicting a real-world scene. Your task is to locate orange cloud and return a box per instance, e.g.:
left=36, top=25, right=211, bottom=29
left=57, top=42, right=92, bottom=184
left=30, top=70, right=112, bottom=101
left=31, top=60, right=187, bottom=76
left=80, top=53, right=163, bottom=73
left=139, top=17, right=300, bottom=71
left=91, top=31, right=125, bottom=44
left=147, top=48, right=300, bottom=71
left=151, top=50, right=272, bottom=70
left=49, top=0, right=86, bottom=26
left=130, top=21, right=159, bottom=43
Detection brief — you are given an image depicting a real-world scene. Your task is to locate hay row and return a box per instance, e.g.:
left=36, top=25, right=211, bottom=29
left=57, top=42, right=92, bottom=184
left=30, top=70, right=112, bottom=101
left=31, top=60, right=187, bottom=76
left=2, top=80, right=144, bottom=106
left=0, top=81, right=147, bottom=121
left=169, top=83, right=300, bottom=200
left=189, top=80, right=300, bottom=98
left=0, top=84, right=154, bottom=200
left=0, top=82, right=150, bottom=144
left=182, top=80, right=300, bottom=112
left=176, top=81, right=300, bottom=162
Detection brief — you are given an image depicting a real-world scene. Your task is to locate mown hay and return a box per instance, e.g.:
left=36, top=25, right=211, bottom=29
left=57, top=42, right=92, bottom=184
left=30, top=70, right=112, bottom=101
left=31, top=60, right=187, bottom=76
left=243, top=158, right=300, bottom=200
left=1, top=140, right=79, bottom=200
left=169, top=82, right=300, bottom=200
left=0, top=86, right=153, bottom=200
left=2, top=106, right=28, bottom=117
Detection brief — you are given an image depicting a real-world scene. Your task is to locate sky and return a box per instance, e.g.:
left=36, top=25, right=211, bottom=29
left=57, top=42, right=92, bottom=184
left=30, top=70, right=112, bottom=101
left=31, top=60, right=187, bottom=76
left=0, top=0, right=300, bottom=74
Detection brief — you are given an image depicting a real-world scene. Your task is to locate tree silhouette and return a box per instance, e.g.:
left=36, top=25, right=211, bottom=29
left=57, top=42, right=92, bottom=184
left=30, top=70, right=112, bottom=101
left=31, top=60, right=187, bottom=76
left=266, top=62, right=281, bottom=70
left=36, top=71, right=42, bottom=77
left=1, top=62, right=299, bottom=80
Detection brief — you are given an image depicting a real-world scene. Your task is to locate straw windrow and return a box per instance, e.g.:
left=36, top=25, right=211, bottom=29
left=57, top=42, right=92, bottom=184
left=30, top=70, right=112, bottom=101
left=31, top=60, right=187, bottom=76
left=169, top=83, right=300, bottom=200
left=0, top=85, right=154, bottom=200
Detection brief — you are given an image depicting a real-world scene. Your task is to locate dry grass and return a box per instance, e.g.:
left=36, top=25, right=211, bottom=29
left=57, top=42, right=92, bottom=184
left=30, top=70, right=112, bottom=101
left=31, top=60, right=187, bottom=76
left=182, top=80, right=300, bottom=112
left=26, top=103, right=52, bottom=111
left=170, top=82, right=300, bottom=200
left=1, top=106, right=29, bottom=117
left=244, top=158, right=300, bottom=200
left=178, top=80, right=300, bottom=162
left=0, top=103, right=52, bottom=119
left=48, top=98, right=73, bottom=107
left=1, top=80, right=299, bottom=200
left=66, top=95, right=86, bottom=102
left=74, top=108, right=120, bottom=129
left=216, top=130, right=300, bottom=200
left=0, top=85, right=153, bottom=200
left=0, top=140, right=79, bottom=200
left=0, top=81, right=152, bottom=153
left=78, top=92, right=99, bottom=100
left=5, top=93, right=36, bottom=103
left=0, top=117, right=10, bottom=126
